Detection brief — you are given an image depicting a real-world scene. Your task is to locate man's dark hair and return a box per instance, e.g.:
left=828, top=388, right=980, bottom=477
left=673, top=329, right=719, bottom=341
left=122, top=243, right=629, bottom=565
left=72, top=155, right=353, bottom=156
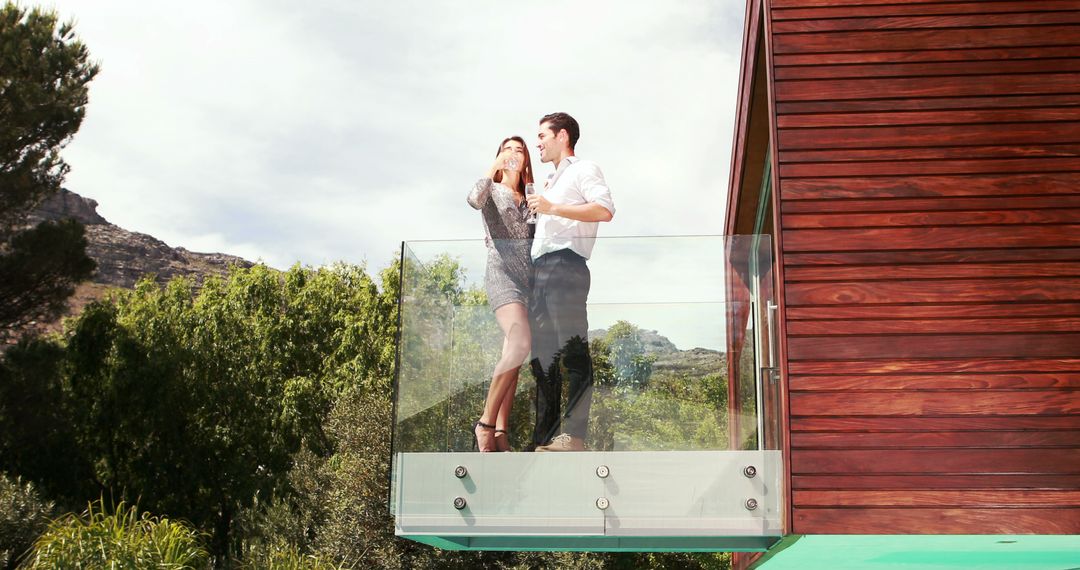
left=540, top=112, right=580, bottom=150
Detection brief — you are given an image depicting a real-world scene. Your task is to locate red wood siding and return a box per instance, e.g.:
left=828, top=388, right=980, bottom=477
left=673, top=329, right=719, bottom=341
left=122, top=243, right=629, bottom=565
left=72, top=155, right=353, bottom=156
left=769, top=0, right=1080, bottom=535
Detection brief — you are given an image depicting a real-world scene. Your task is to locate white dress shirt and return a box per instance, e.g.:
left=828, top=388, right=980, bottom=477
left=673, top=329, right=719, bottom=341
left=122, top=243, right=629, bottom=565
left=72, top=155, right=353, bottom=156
left=531, top=156, right=615, bottom=260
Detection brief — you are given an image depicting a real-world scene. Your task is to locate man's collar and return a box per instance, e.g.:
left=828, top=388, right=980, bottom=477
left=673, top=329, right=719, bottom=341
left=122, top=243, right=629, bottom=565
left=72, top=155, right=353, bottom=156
left=549, top=155, right=578, bottom=187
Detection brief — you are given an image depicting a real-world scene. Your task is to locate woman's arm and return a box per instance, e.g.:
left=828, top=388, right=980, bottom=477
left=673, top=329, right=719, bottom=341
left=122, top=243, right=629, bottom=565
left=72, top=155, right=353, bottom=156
left=469, top=149, right=514, bottom=209
left=467, top=177, right=493, bottom=210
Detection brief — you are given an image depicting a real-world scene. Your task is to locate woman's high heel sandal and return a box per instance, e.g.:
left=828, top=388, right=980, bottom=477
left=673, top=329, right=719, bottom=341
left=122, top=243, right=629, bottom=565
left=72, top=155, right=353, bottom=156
left=493, top=428, right=511, bottom=452
left=474, top=420, right=496, bottom=452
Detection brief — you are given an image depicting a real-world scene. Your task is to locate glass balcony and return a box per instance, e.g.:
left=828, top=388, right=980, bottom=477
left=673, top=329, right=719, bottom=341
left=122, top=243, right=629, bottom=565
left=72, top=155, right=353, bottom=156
left=391, top=235, right=782, bottom=551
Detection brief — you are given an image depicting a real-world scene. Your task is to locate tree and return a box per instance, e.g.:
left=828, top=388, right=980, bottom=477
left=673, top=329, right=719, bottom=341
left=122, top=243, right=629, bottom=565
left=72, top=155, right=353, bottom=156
left=0, top=3, right=98, bottom=333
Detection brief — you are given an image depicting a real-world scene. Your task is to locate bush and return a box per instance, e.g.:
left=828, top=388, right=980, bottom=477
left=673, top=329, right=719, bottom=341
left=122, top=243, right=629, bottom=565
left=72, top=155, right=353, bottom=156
left=21, top=501, right=208, bottom=569
left=237, top=542, right=344, bottom=570
left=0, top=473, right=54, bottom=569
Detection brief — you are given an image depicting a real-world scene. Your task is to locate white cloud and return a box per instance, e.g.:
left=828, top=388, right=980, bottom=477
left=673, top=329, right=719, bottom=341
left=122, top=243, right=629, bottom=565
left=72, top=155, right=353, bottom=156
left=41, top=0, right=746, bottom=271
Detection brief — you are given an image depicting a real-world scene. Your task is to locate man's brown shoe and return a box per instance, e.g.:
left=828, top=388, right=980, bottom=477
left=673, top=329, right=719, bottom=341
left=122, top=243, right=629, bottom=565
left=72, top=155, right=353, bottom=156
left=535, top=433, right=586, bottom=452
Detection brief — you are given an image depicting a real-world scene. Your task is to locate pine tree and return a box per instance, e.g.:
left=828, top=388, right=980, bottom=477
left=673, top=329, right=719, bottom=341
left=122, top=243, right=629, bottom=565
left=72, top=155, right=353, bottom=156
left=0, top=3, right=98, bottom=334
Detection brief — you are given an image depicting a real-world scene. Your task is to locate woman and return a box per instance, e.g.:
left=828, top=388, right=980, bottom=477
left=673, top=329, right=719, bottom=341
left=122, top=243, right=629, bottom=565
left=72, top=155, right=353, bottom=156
left=467, top=136, right=535, bottom=452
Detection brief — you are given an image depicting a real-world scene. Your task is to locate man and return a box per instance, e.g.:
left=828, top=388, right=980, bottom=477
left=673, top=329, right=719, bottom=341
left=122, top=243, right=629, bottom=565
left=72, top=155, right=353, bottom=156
left=525, top=112, right=615, bottom=452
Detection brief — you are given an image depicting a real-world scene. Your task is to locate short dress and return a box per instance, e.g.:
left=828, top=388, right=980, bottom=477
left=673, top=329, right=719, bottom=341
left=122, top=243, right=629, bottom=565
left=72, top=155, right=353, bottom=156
left=467, top=178, right=535, bottom=311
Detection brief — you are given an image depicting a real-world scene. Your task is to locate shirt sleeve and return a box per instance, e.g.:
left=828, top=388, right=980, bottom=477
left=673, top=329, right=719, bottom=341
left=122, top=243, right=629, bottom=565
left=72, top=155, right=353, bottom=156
left=577, top=162, right=615, bottom=216
left=468, top=177, right=493, bottom=210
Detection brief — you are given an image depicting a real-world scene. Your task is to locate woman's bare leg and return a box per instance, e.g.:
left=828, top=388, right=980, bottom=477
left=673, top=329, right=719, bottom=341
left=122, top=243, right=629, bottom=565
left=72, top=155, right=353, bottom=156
left=479, top=302, right=530, bottom=451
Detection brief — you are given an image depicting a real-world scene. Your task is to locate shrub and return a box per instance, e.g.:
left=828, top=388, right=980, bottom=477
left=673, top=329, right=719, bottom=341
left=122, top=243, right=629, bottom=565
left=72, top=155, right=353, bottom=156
left=237, top=542, right=345, bottom=570
left=0, top=474, right=54, bottom=569
left=21, top=501, right=208, bottom=569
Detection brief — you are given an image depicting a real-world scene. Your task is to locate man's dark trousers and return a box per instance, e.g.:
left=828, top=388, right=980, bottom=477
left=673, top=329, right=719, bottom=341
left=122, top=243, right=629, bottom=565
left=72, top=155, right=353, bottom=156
left=529, top=248, right=593, bottom=447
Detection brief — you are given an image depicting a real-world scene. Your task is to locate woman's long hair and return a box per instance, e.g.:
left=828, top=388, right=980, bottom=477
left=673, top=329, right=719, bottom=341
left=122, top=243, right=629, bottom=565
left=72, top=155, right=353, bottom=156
left=492, top=136, right=534, bottom=194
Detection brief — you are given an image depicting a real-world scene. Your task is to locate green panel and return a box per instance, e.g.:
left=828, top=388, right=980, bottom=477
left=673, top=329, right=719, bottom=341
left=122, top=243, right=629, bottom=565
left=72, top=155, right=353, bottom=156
left=403, top=534, right=782, bottom=552
left=755, top=535, right=1080, bottom=570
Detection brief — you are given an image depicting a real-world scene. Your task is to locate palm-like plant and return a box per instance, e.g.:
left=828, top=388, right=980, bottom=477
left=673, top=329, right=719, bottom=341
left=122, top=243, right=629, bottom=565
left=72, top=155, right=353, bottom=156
left=21, top=501, right=208, bottom=569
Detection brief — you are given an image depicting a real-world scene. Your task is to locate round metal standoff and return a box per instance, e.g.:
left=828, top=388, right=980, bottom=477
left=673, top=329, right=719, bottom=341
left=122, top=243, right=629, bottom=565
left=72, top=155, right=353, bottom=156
left=595, top=497, right=610, bottom=510
left=596, top=465, right=610, bottom=478
left=743, top=465, right=757, bottom=478
left=745, top=498, right=759, bottom=511
left=454, top=465, right=468, bottom=479
left=453, top=496, right=467, bottom=510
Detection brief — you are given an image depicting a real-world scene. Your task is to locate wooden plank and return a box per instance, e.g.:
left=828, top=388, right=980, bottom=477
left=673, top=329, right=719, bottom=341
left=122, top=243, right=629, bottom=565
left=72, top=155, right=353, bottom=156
left=776, top=74, right=1080, bottom=103
left=777, top=121, right=1080, bottom=150
left=793, top=508, right=1080, bottom=534
left=789, top=373, right=1079, bottom=390
left=778, top=107, right=1080, bottom=128
left=773, top=13, right=1080, bottom=33
left=783, top=210, right=1080, bottom=231
left=781, top=174, right=1080, bottom=200
left=783, top=249, right=1080, bottom=266
left=792, top=474, right=1080, bottom=490
left=773, top=0, right=1068, bottom=8
left=788, top=333, right=1080, bottom=360
left=774, top=46, right=1080, bottom=66
left=786, top=303, right=1080, bottom=320
left=784, top=262, right=1080, bottom=280
left=785, top=277, right=1080, bottom=304
left=790, top=430, right=1080, bottom=448
left=782, top=158, right=1080, bottom=178
left=777, top=73, right=1080, bottom=102
left=781, top=195, right=1080, bottom=214
left=791, top=448, right=1080, bottom=474
left=787, top=358, right=1080, bottom=376
left=773, top=26, right=1080, bottom=54
left=777, top=59, right=1080, bottom=82
left=794, top=490, right=1080, bottom=508
left=782, top=227, right=1080, bottom=252
left=781, top=158, right=1080, bottom=177
left=789, top=316, right=1080, bottom=335
left=789, top=390, right=1080, bottom=416
left=782, top=147, right=1080, bottom=165
left=776, top=93, right=1080, bottom=114
left=791, top=416, right=1080, bottom=432
left=772, top=1, right=1080, bottom=20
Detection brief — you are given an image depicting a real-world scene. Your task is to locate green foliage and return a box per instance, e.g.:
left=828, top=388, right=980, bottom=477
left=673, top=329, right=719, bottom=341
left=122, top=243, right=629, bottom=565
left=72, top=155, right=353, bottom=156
left=0, top=473, right=53, bottom=570
left=1, top=251, right=735, bottom=568
left=236, top=543, right=344, bottom=570
left=0, top=336, right=96, bottom=505
left=600, top=321, right=657, bottom=391
left=21, top=501, right=208, bottom=569
left=0, top=218, right=95, bottom=330
left=0, top=262, right=398, bottom=559
left=0, top=3, right=98, bottom=331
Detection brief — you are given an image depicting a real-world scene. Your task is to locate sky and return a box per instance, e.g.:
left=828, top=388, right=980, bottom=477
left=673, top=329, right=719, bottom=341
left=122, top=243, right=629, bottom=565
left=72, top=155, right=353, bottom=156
left=43, top=0, right=746, bottom=266
left=40, top=0, right=750, bottom=348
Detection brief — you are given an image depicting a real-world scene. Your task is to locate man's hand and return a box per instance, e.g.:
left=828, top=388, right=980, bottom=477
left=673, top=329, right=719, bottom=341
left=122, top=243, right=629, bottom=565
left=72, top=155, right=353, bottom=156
left=527, top=194, right=613, bottom=222
left=526, top=194, right=554, bottom=215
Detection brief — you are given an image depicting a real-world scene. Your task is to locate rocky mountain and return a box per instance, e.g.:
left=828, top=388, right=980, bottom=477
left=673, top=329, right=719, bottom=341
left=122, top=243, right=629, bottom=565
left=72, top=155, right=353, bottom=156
left=10, top=189, right=254, bottom=342
left=589, top=326, right=726, bottom=377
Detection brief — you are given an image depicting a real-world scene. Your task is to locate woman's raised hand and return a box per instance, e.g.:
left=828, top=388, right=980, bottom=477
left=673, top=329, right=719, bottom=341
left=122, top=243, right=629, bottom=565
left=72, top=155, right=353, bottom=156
left=488, top=149, right=514, bottom=178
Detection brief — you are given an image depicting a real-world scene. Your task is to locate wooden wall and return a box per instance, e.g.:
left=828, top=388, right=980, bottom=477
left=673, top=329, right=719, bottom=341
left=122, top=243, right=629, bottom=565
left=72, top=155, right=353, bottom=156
left=767, top=0, right=1080, bottom=534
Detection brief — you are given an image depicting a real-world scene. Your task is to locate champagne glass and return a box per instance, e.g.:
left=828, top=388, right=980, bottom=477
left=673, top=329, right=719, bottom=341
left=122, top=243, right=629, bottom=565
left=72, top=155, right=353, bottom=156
left=524, top=183, right=537, bottom=224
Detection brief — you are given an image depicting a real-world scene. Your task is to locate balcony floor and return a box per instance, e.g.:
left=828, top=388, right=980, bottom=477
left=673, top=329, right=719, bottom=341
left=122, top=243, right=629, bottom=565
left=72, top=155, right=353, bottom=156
left=753, top=535, right=1080, bottom=570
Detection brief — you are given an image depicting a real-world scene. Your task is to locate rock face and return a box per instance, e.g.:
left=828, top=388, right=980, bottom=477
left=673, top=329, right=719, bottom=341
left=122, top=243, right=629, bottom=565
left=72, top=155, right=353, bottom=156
left=589, top=326, right=726, bottom=377
left=30, top=189, right=253, bottom=290
left=7, top=189, right=255, bottom=343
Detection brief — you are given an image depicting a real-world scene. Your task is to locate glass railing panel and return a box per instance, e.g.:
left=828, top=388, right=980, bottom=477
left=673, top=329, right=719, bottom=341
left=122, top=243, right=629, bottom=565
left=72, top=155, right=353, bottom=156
left=391, top=235, right=781, bottom=547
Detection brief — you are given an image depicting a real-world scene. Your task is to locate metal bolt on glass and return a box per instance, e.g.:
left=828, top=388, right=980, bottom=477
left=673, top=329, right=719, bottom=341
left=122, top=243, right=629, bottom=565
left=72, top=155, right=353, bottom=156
left=595, top=497, right=610, bottom=510
left=454, top=465, right=468, bottom=479
left=745, top=498, right=759, bottom=511
left=596, top=465, right=610, bottom=478
left=743, top=465, right=757, bottom=478
left=453, top=496, right=467, bottom=510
